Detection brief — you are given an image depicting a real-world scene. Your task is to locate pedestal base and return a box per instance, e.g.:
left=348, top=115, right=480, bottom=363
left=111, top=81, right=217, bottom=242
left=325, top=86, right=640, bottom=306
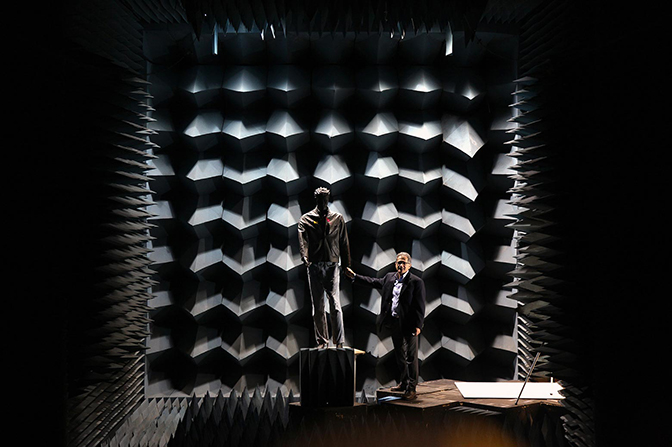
left=299, top=347, right=357, bottom=408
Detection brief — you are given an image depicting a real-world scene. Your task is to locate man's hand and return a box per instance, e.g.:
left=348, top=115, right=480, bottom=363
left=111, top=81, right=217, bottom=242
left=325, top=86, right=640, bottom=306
left=413, top=328, right=421, bottom=336
left=344, top=267, right=355, bottom=279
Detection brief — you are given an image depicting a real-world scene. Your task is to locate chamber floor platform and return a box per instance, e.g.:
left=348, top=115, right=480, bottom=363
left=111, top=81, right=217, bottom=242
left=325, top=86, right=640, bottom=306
left=376, top=378, right=564, bottom=412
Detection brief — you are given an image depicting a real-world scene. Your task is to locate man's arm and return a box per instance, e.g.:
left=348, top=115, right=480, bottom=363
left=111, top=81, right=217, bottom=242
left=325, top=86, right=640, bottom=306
left=411, top=277, right=426, bottom=335
left=345, top=267, right=385, bottom=290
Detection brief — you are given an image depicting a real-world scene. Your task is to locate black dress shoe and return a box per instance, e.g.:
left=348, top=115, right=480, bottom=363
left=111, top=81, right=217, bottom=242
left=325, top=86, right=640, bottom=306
left=390, top=384, right=406, bottom=392
left=402, top=389, right=417, bottom=401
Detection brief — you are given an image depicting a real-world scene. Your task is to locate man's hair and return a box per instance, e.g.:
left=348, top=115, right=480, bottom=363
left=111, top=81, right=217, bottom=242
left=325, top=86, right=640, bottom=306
left=314, top=187, right=331, bottom=198
left=396, top=252, right=412, bottom=263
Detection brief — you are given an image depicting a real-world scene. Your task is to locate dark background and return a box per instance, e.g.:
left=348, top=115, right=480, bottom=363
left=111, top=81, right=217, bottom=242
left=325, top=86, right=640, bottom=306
left=19, top=2, right=667, bottom=446
left=550, top=5, right=666, bottom=446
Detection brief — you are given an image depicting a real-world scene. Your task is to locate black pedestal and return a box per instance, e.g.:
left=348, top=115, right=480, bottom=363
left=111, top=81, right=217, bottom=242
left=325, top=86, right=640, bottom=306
left=299, top=347, right=356, bottom=408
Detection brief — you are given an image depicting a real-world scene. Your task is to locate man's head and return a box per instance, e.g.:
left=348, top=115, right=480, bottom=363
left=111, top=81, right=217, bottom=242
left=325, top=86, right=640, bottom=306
left=314, top=187, right=330, bottom=213
left=395, top=252, right=411, bottom=276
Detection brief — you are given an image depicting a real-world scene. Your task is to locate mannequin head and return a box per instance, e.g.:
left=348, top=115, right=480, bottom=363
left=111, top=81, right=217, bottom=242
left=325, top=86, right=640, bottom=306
left=314, top=187, right=330, bottom=213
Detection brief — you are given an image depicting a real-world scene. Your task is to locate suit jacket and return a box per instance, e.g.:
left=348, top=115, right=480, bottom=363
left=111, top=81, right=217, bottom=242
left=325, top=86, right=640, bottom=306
left=354, top=271, right=426, bottom=335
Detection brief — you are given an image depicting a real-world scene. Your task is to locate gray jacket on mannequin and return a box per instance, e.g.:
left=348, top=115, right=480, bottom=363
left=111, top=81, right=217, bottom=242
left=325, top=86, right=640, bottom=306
left=298, top=207, right=351, bottom=268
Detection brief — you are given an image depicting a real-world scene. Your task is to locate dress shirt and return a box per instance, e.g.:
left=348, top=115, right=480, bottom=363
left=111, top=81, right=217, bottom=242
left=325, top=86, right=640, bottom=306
left=391, top=271, right=408, bottom=317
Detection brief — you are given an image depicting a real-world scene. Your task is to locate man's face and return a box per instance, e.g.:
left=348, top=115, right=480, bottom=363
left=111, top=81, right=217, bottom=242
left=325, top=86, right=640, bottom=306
left=395, top=255, right=411, bottom=276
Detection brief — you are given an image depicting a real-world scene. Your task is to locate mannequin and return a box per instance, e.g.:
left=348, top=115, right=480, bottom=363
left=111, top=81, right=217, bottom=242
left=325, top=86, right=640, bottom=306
left=297, top=187, right=351, bottom=348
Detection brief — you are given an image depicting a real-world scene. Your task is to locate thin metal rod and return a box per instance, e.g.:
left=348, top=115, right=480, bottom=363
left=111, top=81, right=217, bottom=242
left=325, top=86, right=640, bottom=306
left=515, top=350, right=541, bottom=405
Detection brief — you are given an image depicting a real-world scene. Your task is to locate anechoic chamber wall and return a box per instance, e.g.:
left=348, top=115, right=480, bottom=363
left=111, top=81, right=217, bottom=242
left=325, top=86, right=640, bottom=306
left=144, top=25, right=520, bottom=397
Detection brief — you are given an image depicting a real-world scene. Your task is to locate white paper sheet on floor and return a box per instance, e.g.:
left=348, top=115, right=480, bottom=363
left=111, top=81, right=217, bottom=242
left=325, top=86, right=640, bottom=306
left=454, top=381, right=564, bottom=399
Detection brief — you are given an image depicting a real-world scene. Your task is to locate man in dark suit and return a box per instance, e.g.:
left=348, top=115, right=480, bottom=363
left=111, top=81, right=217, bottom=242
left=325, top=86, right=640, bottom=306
left=345, top=252, right=426, bottom=400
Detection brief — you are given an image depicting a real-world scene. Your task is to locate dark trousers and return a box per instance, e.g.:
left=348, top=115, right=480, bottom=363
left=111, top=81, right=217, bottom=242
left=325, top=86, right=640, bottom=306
left=382, top=315, right=419, bottom=391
